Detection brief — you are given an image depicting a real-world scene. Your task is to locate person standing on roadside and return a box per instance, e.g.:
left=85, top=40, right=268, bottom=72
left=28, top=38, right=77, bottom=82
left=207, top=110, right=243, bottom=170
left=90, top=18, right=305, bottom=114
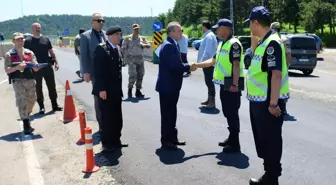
left=177, top=29, right=190, bottom=77
left=197, top=20, right=218, bottom=108
left=24, top=23, right=63, bottom=114
left=80, top=13, right=107, bottom=135
left=74, top=28, right=86, bottom=79
left=4, top=32, right=42, bottom=134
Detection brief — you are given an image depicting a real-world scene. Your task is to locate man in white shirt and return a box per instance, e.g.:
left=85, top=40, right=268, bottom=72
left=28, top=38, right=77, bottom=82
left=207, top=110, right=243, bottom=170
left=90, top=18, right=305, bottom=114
left=197, top=20, right=218, bottom=108
left=177, top=29, right=190, bottom=76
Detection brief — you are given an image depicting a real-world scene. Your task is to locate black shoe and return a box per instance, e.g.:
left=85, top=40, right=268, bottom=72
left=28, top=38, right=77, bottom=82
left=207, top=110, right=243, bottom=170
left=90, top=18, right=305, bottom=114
left=218, top=138, right=229, bottom=147
left=128, top=88, right=132, bottom=98
left=135, top=89, right=145, bottom=98
left=249, top=174, right=279, bottom=185
left=222, top=145, right=241, bottom=153
left=38, top=102, right=45, bottom=114
left=161, top=143, right=178, bottom=150
left=173, top=140, right=186, bottom=146
left=102, top=145, right=116, bottom=153
left=51, top=100, right=63, bottom=111
left=23, top=119, right=35, bottom=135
left=75, top=70, right=81, bottom=78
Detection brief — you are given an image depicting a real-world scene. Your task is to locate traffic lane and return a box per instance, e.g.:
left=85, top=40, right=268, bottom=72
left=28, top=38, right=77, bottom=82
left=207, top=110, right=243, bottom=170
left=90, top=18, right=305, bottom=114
left=54, top=49, right=336, bottom=185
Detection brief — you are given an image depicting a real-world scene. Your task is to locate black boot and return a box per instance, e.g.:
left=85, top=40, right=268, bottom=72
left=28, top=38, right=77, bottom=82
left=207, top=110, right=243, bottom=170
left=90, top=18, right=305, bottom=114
left=51, top=100, right=63, bottom=111
left=128, top=88, right=133, bottom=98
left=222, top=133, right=241, bottom=153
left=23, top=119, right=35, bottom=135
left=135, top=89, right=145, bottom=98
left=249, top=174, right=279, bottom=185
left=38, top=102, right=45, bottom=114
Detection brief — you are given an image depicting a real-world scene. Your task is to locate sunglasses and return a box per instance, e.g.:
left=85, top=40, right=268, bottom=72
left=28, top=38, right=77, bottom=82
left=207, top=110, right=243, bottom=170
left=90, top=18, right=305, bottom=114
left=94, top=19, right=105, bottom=23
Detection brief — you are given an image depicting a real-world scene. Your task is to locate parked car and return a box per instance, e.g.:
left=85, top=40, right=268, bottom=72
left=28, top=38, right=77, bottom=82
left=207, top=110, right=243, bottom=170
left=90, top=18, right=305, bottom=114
left=236, top=36, right=251, bottom=52
left=243, top=34, right=318, bottom=76
left=297, top=33, right=323, bottom=53
left=188, top=38, right=199, bottom=47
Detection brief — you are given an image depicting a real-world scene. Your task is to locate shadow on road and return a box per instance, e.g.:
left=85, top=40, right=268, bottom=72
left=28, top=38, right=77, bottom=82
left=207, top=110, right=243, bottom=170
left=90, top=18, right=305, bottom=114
left=0, top=132, right=43, bottom=142
left=123, top=97, right=151, bottom=103
left=155, top=148, right=218, bottom=165
left=284, top=114, right=297, bottom=122
left=199, top=107, right=220, bottom=115
left=289, top=71, right=319, bottom=78
left=29, top=111, right=55, bottom=121
left=72, top=79, right=84, bottom=84
left=216, top=152, right=249, bottom=169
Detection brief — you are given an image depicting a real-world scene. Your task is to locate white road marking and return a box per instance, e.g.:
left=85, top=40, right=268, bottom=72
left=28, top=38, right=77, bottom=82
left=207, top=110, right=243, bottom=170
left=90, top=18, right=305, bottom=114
left=17, top=121, right=45, bottom=185
left=0, top=79, right=8, bottom=84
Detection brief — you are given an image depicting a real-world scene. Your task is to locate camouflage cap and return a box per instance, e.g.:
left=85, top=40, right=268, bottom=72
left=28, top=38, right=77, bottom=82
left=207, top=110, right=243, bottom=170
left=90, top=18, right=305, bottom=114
left=12, top=32, right=24, bottom=40
left=270, top=22, right=281, bottom=30
left=132, top=24, right=140, bottom=29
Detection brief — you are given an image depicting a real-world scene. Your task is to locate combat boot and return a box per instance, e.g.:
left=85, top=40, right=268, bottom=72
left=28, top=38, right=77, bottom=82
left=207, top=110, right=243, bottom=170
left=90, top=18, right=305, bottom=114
left=201, top=96, right=209, bottom=105
left=205, top=96, right=216, bottom=109
left=222, top=133, right=241, bottom=153
left=135, top=89, right=145, bottom=98
left=128, top=88, right=133, bottom=98
left=51, top=100, right=63, bottom=112
left=38, top=102, right=45, bottom=114
left=23, top=119, right=35, bottom=135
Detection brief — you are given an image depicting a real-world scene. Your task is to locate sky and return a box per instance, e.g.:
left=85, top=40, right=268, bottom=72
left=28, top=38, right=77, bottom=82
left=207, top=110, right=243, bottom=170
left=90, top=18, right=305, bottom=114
left=0, top=0, right=175, bottom=22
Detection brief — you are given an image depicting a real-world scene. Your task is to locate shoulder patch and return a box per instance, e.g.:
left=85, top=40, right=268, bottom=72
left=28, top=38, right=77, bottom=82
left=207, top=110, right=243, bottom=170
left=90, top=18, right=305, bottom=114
left=266, top=46, right=275, bottom=55
left=24, top=48, right=32, bottom=54
left=9, top=49, right=16, bottom=54
left=232, top=43, right=239, bottom=49
left=99, top=43, right=106, bottom=46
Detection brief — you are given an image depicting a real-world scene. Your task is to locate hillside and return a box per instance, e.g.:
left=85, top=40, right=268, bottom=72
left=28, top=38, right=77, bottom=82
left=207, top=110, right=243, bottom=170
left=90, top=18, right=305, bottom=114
left=0, top=14, right=156, bottom=39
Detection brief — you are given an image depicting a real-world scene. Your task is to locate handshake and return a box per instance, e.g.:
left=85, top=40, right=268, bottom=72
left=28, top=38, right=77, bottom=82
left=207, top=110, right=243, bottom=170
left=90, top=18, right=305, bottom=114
left=189, top=63, right=198, bottom=71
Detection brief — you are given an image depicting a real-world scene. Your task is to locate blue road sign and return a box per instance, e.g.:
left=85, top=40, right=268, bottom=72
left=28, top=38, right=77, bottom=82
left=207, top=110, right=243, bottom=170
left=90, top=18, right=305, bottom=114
left=152, top=21, right=163, bottom=32
left=63, top=28, right=70, bottom=36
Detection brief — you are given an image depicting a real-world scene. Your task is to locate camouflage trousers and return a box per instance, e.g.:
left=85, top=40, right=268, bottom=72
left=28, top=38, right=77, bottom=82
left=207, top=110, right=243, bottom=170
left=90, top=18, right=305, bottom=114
left=127, top=56, right=145, bottom=89
left=12, top=79, right=37, bottom=120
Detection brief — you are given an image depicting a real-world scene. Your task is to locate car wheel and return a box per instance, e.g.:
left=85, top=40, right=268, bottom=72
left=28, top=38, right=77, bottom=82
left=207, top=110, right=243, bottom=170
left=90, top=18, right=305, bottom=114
left=302, top=70, right=313, bottom=76
left=244, top=56, right=251, bottom=69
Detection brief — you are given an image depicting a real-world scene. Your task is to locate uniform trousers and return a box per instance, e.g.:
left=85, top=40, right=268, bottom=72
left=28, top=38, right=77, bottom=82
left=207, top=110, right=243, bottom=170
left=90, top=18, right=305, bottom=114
left=203, top=66, right=216, bottom=97
left=97, top=96, right=123, bottom=147
left=159, top=92, right=180, bottom=144
left=34, top=65, right=57, bottom=104
left=12, top=79, right=36, bottom=120
left=220, top=87, right=241, bottom=134
left=127, top=56, right=145, bottom=89
left=249, top=100, right=284, bottom=177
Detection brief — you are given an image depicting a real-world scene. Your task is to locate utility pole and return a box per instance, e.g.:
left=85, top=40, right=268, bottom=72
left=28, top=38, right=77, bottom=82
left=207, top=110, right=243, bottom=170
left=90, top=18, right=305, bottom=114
left=230, top=0, right=234, bottom=35
left=21, top=0, right=24, bottom=17
left=262, top=0, right=264, bottom=6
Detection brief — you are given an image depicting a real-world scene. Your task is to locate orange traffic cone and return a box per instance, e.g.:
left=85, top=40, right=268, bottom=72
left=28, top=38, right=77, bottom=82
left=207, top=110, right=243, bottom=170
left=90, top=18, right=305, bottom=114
left=77, top=111, right=86, bottom=144
left=59, top=80, right=78, bottom=123
left=82, top=126, right=99, bottom=173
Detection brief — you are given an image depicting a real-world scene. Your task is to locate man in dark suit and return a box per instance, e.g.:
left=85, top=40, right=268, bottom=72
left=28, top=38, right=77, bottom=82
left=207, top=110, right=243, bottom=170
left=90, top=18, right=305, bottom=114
left=92, top=26, right=128, bottom=152
left=80, top=13, right=107, bottom=134
left=155, top=21, right=196, bottom=150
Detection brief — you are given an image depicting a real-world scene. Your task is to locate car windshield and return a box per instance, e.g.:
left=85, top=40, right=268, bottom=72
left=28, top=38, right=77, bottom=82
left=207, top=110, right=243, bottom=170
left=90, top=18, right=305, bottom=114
left=290, top=37, right=316, bottom=50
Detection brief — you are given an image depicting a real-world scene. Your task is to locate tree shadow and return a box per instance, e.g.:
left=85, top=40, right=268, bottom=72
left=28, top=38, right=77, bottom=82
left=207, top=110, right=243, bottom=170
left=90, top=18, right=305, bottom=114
left=0, top=132, right=43, bottom=142
left=216, top=152, right=250, bottom=169
left=155, top=148, right=218, bottom=165
left=123, top=97, right=151, bottom=103
left=199, top=107, right=220, bottom=115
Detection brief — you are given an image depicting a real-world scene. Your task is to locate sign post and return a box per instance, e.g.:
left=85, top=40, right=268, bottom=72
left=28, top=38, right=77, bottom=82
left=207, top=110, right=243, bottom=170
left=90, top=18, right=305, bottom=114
left=63, top=28, right=70, bottom=36
left=152, top=21, right=163, bottom=64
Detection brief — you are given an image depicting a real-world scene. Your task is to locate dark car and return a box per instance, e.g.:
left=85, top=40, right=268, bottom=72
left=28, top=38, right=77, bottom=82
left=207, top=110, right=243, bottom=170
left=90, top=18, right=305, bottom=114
left=236, top=36, right=251, bottom=52
left=188, top=38, right=198, bottom=47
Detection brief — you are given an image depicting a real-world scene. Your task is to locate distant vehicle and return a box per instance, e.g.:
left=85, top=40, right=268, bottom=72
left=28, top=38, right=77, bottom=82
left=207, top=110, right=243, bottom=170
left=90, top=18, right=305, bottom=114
left=192, top=37, right=223, bottom=50
left=236, top=36, right=251, bottom=52
left=297, top=33, right=323, bottom=53
left=243, top=34, right=318, bottom=76
left=23, top=33, right=32, bottom=39
left=188, top=38, right=198, bottom=47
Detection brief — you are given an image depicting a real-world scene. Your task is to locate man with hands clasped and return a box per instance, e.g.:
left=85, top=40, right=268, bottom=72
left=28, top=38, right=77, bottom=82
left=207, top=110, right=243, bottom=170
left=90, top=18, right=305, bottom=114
left=192, top=18, right=245, bottom=153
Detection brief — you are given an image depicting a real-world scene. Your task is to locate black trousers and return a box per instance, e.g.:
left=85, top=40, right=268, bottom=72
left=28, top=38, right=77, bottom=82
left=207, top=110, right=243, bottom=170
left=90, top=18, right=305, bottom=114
left=181, top=53, right=188, bottom=64
left=35, top=65, right=57, bottom=104
left=159, top=92, right=180, bottom=144
left=203, top=66, right=216, bottom=96
left=220, top=87, right=241, bottom=134
left=249, top=101, right=284, bottom=177
left=98, top=96, right=123, bottom=147
left=94, top=95, right=102, bottom=131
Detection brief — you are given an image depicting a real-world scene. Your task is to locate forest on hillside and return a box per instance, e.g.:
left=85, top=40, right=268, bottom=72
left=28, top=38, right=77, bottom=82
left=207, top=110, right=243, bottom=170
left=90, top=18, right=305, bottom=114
left=0, top=14, right=155, bottom=38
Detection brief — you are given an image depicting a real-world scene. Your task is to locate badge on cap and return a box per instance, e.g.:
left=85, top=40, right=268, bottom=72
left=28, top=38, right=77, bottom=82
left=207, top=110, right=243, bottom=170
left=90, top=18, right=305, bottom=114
left=266, top=46, right=274, bottom=55
left=233, top=43, right=239, bottom=49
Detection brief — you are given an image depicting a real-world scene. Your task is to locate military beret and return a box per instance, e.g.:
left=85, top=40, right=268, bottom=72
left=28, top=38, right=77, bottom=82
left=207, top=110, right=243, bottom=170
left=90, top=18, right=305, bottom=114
left=106, top=26, right=122, bottom=35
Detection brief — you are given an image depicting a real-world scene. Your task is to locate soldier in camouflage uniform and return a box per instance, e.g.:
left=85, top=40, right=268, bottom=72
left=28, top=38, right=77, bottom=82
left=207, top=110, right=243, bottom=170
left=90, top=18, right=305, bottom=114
left=271, top=22, right=291, bottom=115
left=4, top=33, right=41, bottom=135
left=122, top=24, right=151, bottom=98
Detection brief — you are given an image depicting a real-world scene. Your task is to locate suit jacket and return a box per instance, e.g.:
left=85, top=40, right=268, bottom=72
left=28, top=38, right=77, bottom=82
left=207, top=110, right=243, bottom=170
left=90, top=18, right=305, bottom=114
left=80, top=28, right=107, bottom=79
left=155, top=37, right=190, bottom=94
left=92, top=41, right=123, bottom=99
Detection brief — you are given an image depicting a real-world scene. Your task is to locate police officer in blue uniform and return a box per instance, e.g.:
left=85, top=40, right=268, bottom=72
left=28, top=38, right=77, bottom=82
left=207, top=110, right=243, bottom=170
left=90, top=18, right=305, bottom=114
left=92, top=26, right=128, bottom=152
left=245, top=6, right=289, bottom=185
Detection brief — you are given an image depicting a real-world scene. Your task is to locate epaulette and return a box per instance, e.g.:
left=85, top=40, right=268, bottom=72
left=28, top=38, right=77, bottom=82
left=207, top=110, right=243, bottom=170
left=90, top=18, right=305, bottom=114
left=24, top=48, right=32, bottom=54
left=99, top=42, right=106, bottom=47
left=9, top=49, right=16, bottom=54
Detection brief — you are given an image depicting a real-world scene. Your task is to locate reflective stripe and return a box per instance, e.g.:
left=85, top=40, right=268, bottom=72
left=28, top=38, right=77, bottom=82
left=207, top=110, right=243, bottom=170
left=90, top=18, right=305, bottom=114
left=66, top=90, right=72, bottom=96
left=217, top=62, right=230, bottom=76
left=86, top=143, right=93, bottom=150
left=280, top=71, right=288, bottom=88
left=85, top=133, right=92, bottom=140
left=246, top=94, right=267, bottom=101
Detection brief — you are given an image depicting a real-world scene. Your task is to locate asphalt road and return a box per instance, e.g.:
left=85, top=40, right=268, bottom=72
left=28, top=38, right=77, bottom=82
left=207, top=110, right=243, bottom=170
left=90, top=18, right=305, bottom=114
left=1, top=48, right=336, bottom=185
